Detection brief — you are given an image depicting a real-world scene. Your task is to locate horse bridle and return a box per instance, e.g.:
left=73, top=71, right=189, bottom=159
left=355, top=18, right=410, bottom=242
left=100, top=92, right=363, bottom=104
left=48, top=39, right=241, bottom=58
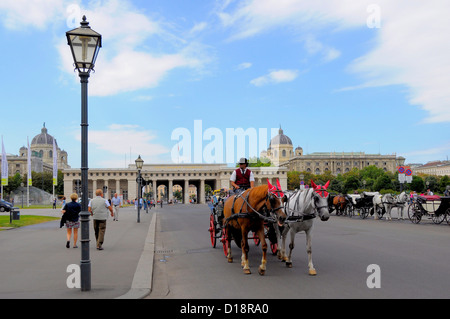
left=312, top=190, right=329, bottom=213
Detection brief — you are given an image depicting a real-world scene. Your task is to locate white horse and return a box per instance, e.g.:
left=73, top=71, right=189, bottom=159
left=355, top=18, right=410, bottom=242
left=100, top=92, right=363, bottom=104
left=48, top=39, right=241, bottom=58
left=275, top=181, right=330, bottom=275
left=383, top=192, right=408, bottom=220
left=372, top=193, right=385, bottom=220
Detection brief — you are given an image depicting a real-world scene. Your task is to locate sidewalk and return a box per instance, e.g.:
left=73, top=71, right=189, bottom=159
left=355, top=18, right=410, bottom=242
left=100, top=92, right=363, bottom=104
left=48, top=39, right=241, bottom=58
left=0, top=206, right=157, bottom=299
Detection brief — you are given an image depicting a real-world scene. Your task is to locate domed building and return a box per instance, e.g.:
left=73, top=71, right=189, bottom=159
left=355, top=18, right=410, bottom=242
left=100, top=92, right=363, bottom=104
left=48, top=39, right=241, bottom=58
left=260, top=126, right=295, bottom=166
left=260, top=126, right=405, bottom=175
left=0, top=124, right=70, bottom=179
left=26, top=124, right=70, bottom=170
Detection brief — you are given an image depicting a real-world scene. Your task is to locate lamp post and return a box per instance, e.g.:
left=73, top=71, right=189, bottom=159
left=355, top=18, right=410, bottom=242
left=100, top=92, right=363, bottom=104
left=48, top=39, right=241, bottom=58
left=135, top=155, right=144, bottom=223
left=66, top=15, right=101, bottom=292
left=20, top=183, right=24, bottom=208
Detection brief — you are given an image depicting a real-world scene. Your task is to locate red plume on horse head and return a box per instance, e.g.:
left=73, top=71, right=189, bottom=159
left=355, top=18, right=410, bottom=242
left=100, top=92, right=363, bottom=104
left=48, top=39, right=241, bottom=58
left=310, top=179, right=330, bottom=198
left=267, top=179, right=284, bottom=198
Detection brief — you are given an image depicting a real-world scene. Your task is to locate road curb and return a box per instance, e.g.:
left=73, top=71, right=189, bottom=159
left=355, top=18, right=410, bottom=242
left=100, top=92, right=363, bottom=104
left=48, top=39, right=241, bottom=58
left=116, top=212, right=157, bottom=299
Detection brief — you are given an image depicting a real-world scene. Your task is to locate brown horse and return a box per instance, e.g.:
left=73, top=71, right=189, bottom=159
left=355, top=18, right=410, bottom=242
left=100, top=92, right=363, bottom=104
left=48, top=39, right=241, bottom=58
left=223, top=184, right=286, bottom=275
left=333, top=195, right=347, bottom=215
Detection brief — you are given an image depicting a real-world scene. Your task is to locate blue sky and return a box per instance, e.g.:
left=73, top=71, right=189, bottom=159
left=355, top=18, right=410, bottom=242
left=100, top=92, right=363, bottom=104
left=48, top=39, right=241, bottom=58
left=1, top=0, right=449, bottom=169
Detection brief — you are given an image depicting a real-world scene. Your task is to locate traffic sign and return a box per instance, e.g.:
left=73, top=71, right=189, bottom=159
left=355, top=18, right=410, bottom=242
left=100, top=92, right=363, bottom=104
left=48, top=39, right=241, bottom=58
left=398, top=174, right=406, bottom=183
left=398, top=166, right=405, bottom=174
left=405, top=169, right=412, bottom=176
left=406, top=175, right=412, bottom=183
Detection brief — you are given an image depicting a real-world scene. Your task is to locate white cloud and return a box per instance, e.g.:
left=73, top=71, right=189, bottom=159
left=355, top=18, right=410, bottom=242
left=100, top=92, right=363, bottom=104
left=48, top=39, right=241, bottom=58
left=189, top=22, right=208, bottom=34
left=218, top=0, right=450, bottom=123
left=250, top=69, right=298, bottom=86
left=74, top=124, right=170, bottom=167
left=304, top=35, right=341, bottom=62
left=54, top=0, right=212, bottom=96
left=401, top=142, right=450, bottom=164
left=237, top=62, right=252, bottom=70
left=0, top=0, right=65, bottom=30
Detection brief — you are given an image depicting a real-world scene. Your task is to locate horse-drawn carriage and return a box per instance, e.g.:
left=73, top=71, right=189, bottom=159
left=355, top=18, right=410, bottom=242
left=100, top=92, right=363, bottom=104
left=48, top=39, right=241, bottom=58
left=208, top=187, right=280, bottom=261
left=353, top=192, right=377, bottom=219
left=407, top=195, right=450, bottom=224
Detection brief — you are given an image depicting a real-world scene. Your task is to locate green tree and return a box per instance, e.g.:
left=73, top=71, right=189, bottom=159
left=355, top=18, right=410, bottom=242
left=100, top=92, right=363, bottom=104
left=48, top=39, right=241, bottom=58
left=359, top=165, right=385, bottom=181
left=236, top=157, right=272, bottom=167
left=438, top=175, right=450, bottom=193
left=410, top=175, right=425, bottom=192
left=424, top=175, right=438, bottom=192
left=373, top=174, right=392, bottom=191
left=4, top=172, right=23, bottom=194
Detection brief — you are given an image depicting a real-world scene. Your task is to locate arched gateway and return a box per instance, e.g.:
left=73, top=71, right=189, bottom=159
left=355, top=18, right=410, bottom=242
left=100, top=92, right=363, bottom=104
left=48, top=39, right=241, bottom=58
left=63, top=164, right=287, bottom=204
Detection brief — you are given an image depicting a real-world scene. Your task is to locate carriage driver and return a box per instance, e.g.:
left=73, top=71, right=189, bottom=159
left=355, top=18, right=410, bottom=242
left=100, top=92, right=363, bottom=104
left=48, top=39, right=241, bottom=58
left=230, top=158, right=255, bottom=194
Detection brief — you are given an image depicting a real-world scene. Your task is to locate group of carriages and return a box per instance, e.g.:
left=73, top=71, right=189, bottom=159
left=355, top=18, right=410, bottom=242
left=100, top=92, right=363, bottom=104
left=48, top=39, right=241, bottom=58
left=207, top=181, right=449, bottom=276
left=328, top=191, right=450, bottom=225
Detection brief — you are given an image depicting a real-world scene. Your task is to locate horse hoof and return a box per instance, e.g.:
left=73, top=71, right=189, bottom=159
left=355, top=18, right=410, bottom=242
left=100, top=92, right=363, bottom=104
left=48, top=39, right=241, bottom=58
left=309, top=269, right=317, bottom=276
left=228, top=258, right=233, bottom=263
left=286, top=262, right=292, bottom=268
left=243, top=269, right=251, bottom=275
left=258, top=267, right=265, bottom=276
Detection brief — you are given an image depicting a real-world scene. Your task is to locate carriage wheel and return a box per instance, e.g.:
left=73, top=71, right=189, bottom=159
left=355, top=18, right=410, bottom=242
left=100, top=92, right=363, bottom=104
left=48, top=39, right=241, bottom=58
left=432, top=212, right=446, bottom=224
left=221, top=227, right=229, bottom=257
left=446, top=208, right=450, bottom=226
left=408, top=203, right=421, bottom=224
left=358, top=208, right=368, bottom=219
left=346, top=206, right=353, bottom=218
left=209, top=214, right=217, bottom=248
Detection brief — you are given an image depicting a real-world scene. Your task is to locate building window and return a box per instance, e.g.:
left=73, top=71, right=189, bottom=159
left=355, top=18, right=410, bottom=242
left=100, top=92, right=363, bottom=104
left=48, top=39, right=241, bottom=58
left=282, top=150, right=286, bottom=157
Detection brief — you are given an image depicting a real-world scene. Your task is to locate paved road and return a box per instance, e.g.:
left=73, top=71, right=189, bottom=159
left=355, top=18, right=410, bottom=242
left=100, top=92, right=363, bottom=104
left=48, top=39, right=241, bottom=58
left=0, top=206, right=155, bottom=299
left=148, top=204, right=450, bottom=299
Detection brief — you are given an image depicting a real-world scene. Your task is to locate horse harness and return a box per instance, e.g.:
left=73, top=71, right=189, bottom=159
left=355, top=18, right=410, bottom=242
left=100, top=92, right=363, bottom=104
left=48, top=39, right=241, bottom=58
left=225, top=189, right=282, bottom=225
left=284, top=189, right=327, bottom=223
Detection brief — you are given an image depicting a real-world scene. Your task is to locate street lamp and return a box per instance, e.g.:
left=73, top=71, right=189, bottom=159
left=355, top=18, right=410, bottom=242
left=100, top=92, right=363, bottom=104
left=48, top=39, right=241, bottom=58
left=20, top=183, right=24, bottom=208
left=135, top=155, right=144, bottom=223
left=66, top=15, right=101, bottom=292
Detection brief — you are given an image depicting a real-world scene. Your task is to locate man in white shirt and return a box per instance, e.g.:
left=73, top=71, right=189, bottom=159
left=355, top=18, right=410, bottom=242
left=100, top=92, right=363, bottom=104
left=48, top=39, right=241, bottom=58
left=88, top=189, right=113, bottom=250
left=230, top=158, right=255, bottom=194
left=111, top=193, right=122, bottom=221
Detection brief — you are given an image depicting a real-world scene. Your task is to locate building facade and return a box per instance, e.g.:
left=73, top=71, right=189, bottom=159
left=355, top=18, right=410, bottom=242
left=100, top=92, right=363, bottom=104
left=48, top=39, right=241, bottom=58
left=413, top=161, right=450, bottom=176
left=63, top=164, right=288, bottom=204
left=261, top=127, right=405, bottom=175
left=0, top=124, right=70, bottom=177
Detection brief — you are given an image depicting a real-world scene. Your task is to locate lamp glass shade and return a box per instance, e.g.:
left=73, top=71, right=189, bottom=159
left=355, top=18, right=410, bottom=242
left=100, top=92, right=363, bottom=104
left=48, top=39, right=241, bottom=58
left=66, top=16, right=102, bottom=73
left=135, top=155, right=144, bottom=170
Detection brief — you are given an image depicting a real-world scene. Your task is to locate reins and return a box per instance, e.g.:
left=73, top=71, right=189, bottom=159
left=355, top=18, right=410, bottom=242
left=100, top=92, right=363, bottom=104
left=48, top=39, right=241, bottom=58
left=225, top=189, right=281, bottom=226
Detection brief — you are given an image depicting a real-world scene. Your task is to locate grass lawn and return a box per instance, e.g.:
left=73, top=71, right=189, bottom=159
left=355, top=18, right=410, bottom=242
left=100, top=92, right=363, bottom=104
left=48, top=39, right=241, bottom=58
left=0, top=215, right=60, bottom=229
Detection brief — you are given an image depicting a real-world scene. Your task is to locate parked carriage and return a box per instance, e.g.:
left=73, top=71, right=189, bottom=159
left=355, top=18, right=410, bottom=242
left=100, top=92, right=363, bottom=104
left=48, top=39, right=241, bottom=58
left=408, top=195, right=450, bottom=224
left=353, top=192, right=376, bottom=219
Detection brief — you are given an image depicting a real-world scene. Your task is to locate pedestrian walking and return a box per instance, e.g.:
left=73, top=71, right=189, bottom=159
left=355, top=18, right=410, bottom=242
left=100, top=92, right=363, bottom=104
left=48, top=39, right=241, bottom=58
left=60, top=193, right=81, bottom=248
left=61, top=196, right=66, bottom=212
left=88, top=189, right=113, bottom=250
left=111, top=193, right=122, bottom=221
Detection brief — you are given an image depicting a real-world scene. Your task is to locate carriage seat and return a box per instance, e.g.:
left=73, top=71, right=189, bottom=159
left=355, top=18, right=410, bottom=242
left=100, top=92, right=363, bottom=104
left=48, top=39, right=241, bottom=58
left=418, top=195, right=441, bottom=201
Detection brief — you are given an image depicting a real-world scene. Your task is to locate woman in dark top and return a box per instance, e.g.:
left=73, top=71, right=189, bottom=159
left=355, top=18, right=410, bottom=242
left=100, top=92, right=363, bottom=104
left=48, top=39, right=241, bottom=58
left=61, top=193, right=81, bottom=248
